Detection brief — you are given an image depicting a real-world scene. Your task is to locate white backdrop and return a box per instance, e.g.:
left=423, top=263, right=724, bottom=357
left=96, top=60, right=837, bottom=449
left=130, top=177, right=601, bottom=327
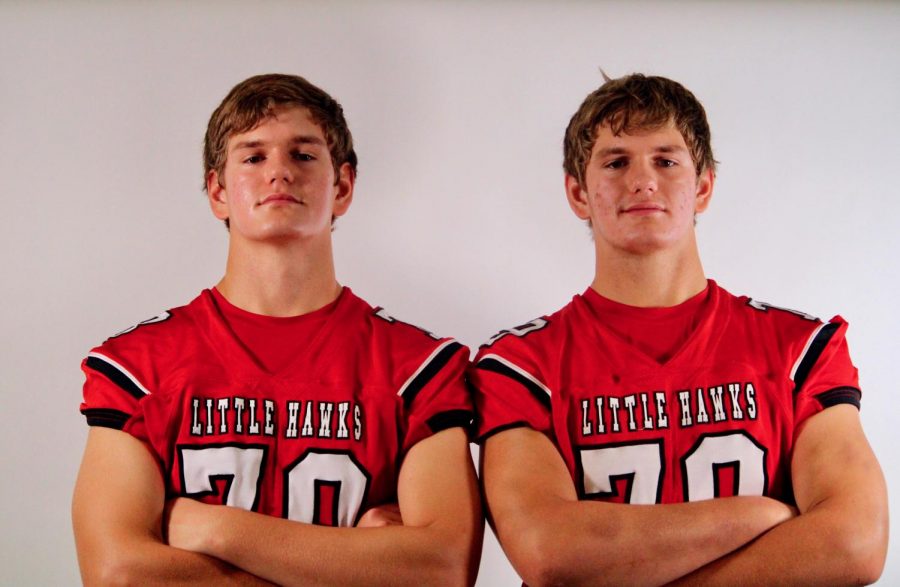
left=1, top=1, right=898, bottom=584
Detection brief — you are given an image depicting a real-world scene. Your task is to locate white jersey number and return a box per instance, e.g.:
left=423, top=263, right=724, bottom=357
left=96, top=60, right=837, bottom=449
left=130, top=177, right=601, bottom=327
left=580, top=441, right=664, bottom=504
left=578, top=431, right=767, bottom=504
left=179, top=446, right=370, bottom=526
left=284, top=451, right=369, bottom=526
left=682, top=432, right=767, bottom=501
left=180, top=445, right=266, bottom=510
left=486, top=318, right=549, bottom=346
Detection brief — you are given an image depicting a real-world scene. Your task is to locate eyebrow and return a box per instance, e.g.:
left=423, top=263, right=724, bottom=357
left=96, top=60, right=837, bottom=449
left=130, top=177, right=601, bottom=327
left=595, top=144, right=689, bottom=157
left=231, top=135, right=327, bottom=151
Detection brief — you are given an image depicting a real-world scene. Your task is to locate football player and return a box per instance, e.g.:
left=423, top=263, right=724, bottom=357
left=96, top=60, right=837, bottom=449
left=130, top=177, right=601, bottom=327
left=470, top=73, right=887, bottom=585
left=73, top=74, right=482, bottom=586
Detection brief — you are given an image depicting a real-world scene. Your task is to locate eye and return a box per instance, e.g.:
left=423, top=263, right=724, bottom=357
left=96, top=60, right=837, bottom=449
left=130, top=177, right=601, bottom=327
left=656, top=158, right=677, bottom=168
left=292, top=151, right=315, bottom=162
left=243, top=154, right=264, bottom=164
left=604, top=158, right=627, bottom=170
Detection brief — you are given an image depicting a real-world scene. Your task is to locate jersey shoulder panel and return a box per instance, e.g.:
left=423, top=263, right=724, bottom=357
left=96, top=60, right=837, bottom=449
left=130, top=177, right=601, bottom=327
left=472, top=296, right=580, bottom=385
left=341, top=290, right=472, bottom=447
left=347, top=292, right=468, bottom=389
left=80, top=293, right=208, bottom=426
left=728, top=288, right=834, bottom=365
left=469, top=297, right=580, bottom=441
left=724, top=286, right=859, bottom=411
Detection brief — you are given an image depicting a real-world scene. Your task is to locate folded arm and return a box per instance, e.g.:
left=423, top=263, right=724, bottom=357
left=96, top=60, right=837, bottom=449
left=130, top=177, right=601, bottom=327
left=166, top=426, right=483, bottom=586
left=72, top=427, right=272, bottom=586
left=669, top=404, right=888, bottom=586
left=482, top=427, right=795, bottom=587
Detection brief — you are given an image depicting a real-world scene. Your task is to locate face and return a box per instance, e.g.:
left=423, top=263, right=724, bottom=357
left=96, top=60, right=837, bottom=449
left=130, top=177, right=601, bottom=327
left=207, top=106, right=353, bottom=243
left=565, top=121, right=713, bottom=256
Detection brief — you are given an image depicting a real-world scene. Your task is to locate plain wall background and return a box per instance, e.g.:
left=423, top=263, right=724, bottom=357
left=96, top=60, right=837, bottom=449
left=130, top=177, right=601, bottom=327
left=1, top=1, right=898, bottom=584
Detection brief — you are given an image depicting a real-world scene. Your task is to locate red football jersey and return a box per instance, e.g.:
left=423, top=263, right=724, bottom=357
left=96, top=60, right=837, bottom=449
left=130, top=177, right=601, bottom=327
left=80, top=287, right=472, bottom=526
left=470, top=281, right=860, bottom=505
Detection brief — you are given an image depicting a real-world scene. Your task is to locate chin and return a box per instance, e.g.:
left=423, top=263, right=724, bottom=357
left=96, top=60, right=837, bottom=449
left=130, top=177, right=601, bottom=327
left=616, top=235, right=678, bottom=255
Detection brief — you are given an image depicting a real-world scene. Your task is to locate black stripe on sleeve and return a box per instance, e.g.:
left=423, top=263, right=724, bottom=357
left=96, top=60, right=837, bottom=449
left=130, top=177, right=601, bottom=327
left=476, top=357, right=551, bottom=411
left=793, top=322, right=839, bottom=395
left=85, top=356, right=146, bottom=400
left=815, top=386, right=861, bottom=410
left=426, top=409, right=474, bottom=434
left=402, top=342, right=464, bottom=407
left=81, top=408, right=130, bottom=429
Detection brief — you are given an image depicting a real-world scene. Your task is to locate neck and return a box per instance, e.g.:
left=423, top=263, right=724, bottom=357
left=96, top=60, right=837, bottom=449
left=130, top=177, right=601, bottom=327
left=216, top=234, right=341, bottom=317
left=591, top=236, right=707, bottom=308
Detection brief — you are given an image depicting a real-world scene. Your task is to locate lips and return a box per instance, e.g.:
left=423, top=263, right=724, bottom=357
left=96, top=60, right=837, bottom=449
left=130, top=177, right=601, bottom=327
left=621, top=202, right=665, bottom=214
left=260, top=193, right=301, bottom=205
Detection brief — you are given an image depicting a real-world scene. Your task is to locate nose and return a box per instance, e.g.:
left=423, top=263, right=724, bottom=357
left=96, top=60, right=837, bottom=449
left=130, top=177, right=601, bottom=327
left=627, top=160, right=657, bottom=194
left=266, top=151, right=294, bottom=184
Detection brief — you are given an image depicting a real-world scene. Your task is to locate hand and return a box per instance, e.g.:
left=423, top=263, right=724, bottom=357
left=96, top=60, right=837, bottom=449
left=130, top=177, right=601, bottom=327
left=356, top=503, right=403, bottom=528
left=764, top=497, right=800, bottom=528
left=164, top=497, right=216, bottom=554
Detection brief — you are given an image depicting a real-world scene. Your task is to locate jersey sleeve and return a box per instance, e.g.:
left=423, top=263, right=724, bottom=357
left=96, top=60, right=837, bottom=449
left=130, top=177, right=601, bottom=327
left=399, top=339, right=474, bottom=453
left=468, top=326, right=554, bottom=443
left=79, top=312, right=172, bottom=431
left=790, top=315, right=861, bottom=430
left=80, top=349, right=152, bottom=430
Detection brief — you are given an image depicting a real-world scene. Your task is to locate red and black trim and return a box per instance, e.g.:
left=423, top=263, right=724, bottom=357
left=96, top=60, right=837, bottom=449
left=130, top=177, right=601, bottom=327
left=401, top=342, right=464, bottom=407
left=85, top=355, right=147, bottom=400
left=426, top=409, right=474, bottom=434
left=793, top=322, right=839, bottom=394
left=476, top=358, right=551, bottom=410
left=815, top=386, right=861, bottom=410
left=81, top=407, right=130, bottom=429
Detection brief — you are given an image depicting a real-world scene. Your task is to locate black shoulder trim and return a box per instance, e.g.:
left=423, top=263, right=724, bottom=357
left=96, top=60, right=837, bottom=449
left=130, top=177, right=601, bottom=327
left=476, top=357, right=552, bottom=411
left=793, top=322, right=839, bottom=395
left=815, top=386, right=861, bottom=410
left=85, top=355, right=147, bottom=400
left=81, top=408, right=130, bottom=429
left=476, top=421, right=532, bottom=444
left=427, top=409, right=474, bottom=434
left=400, top=342, right=464, bottom=408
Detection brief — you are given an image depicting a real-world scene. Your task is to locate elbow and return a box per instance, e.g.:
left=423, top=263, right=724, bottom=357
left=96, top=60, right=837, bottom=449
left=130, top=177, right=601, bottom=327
left=508, top=526, right=625, bottom=587
left=430, top=527, right=483, bottom=587
left=509, top=526, right=579, bottom=587
left=828, top=514, right=888, bottom=585
left=76, top=536, right=152, bottom=587
left=82, top=556, right=145, bottom=587
left=410, top=549, right=471, bottom=587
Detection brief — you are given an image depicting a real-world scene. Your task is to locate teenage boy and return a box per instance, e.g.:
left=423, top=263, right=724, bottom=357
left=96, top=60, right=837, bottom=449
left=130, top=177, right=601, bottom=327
left=470, top=73, right=887, bottom=586
left=73, top=73, right=481, bottom=586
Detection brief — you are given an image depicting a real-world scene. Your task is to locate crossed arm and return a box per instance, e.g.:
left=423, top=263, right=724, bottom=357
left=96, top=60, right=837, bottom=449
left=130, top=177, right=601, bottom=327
left=482, top=405, right=887, bottom=587
left=669, top=405, right=888, bottom=586
left=72, top=427, right=272, bottom=586
left=73, top=426, right=483, bottom=586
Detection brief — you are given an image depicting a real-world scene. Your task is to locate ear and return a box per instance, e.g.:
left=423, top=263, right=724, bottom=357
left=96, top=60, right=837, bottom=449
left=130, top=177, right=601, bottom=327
left=694, top=168, right=715, bottom=214
left=331, top=163, right=355, bottom=218
left=206, top=170, right=229, bottom=221
left=565, top=174, right=592, bottom=220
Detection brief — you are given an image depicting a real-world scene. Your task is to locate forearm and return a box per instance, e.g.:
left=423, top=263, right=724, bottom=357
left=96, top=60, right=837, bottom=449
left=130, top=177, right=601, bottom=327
left=672, top=406, right=889, bottom=586
left=501, top=494, right=790, bottom=587
left=72, top=428, right=272, bottom=586
left=76, top=536, right=273, bottom=587
left=484, top=428, right=792, bottom=587
left=193, top=506, right=471, bottom=586
left=167, top=428, right=481, bottom=586
left=669, top=494, right=888, bottom=586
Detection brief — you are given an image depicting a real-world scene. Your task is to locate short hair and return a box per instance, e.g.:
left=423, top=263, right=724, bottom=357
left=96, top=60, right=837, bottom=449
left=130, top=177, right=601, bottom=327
left=563, top=73, right=716, bottom=187
left=203, top=73, right=358, bottom=191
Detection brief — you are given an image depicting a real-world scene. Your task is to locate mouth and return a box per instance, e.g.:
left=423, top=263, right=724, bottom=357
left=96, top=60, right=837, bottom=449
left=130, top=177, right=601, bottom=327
left=259, top=193, right=302, bottom=205
left=621, top=202, right=665, bottom=215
